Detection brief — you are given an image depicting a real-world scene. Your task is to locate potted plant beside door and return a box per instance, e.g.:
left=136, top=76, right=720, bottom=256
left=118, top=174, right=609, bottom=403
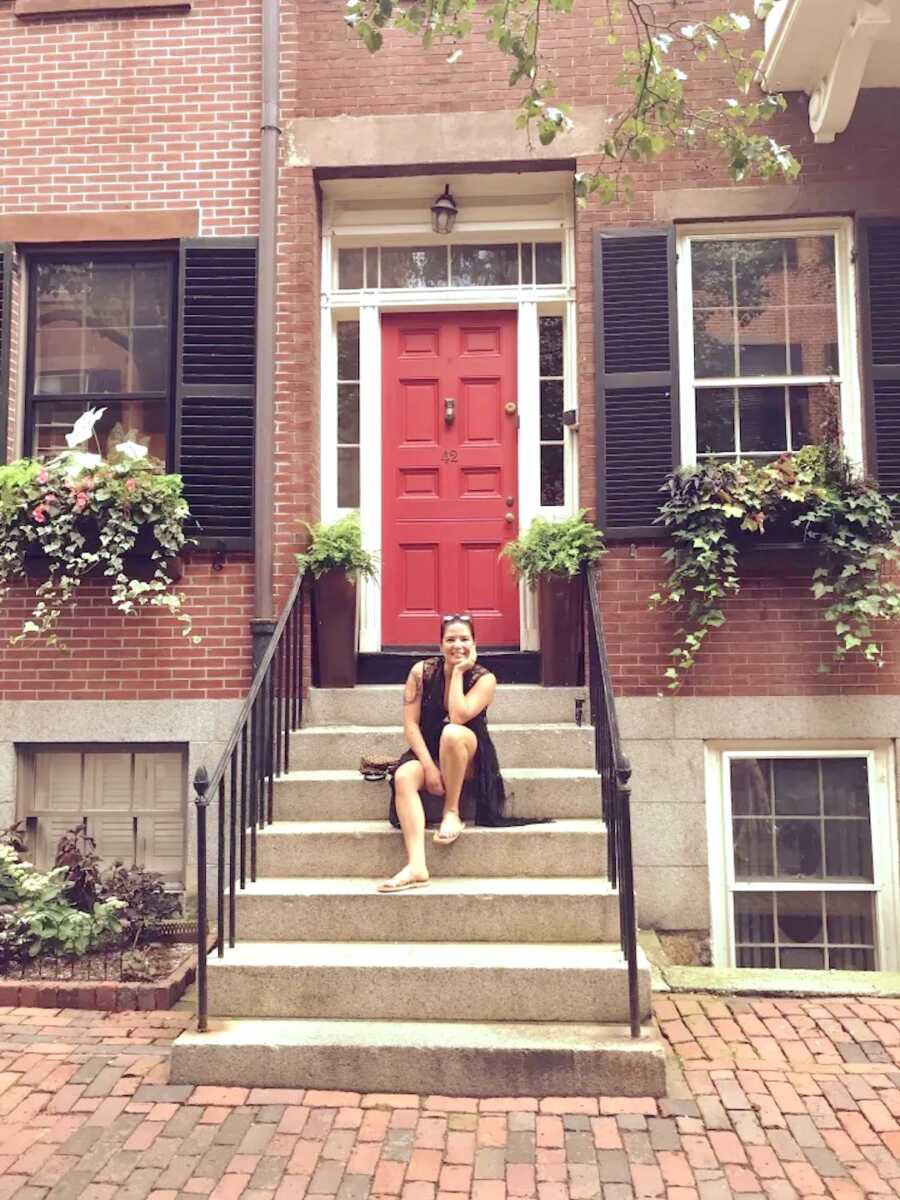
left=297, top=512, right=377, bottom=688
left=502, top=511, right=605, bottom=686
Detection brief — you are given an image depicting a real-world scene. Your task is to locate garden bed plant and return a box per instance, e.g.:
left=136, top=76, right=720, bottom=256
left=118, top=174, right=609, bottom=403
left=650, top=440, right=900, bottom=689
left=0, top=823, right=184, bottom=983
left=0, top=407, right=195, bottom=645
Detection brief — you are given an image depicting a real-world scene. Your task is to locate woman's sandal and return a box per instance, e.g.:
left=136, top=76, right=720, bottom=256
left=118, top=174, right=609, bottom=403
left=377, top=871, right=430, bottom=893
left=433, top=818, right=464, bottom=846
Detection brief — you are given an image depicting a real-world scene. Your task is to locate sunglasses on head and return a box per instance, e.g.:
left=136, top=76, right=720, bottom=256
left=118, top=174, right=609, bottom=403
left=442, top=613, right=473, bottom=625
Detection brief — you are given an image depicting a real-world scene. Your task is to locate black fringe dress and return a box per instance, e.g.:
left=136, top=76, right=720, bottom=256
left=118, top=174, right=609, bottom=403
left=388, top=656, right=547, bottom=828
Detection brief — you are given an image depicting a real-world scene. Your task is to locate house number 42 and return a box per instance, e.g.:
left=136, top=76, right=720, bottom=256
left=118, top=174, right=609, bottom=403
left=441, top=450, right=459, bottom=463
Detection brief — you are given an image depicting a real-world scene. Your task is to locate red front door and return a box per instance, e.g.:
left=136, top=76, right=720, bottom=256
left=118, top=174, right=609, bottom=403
left=381, top=311, right=519, bottom=648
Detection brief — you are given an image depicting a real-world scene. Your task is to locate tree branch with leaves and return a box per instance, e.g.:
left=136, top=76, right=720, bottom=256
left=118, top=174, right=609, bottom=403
left=344, top=0, right=798, bottom=199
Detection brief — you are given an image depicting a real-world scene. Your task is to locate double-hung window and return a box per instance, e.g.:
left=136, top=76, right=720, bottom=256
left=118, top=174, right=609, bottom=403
left=26, top=253, right=176, bottom=464
left=710, top=748, right=900, bottom=972
left=677, top=221, right=861, bottom=468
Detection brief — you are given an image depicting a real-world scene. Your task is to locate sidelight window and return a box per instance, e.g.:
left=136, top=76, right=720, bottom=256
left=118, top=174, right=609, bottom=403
left=336, top=321, right=361, bottom=508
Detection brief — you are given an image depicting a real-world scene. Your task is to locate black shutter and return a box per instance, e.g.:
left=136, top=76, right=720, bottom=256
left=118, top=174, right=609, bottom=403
left=0, top=245, right=13, bottom=466
left=594, top=229, right=678, bottom=538
left=176, top=237, right=258, bottom=549
left=859, top=220, right=900, bottom=511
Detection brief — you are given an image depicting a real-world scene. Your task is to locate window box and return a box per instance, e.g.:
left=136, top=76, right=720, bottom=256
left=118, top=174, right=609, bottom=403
left=22, top=520, right=185, bottom=584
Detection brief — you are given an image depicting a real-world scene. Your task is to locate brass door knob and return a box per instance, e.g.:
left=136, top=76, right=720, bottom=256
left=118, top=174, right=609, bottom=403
left=504, top=513, right=514, bottom=525
left=504, top=402, right=517, bottom=415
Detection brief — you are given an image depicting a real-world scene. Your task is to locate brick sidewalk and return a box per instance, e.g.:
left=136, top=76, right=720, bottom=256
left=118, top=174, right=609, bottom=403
left=1, top=995, right=900, bottom=1199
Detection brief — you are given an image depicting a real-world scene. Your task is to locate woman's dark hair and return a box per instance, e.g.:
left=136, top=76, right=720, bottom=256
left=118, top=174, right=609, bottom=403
left=440, top=613, right=475, bottom=638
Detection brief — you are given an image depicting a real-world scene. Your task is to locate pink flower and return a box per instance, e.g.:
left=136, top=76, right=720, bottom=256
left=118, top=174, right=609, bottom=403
left=44, top=493, right=56, bottom=505
left=74, top=492, right=89, bottom=512
left=31, top=505, right=46, bottom=523
left=125, top=479, right=137, bottom=493
left=36, top=469, right=49, bottom=485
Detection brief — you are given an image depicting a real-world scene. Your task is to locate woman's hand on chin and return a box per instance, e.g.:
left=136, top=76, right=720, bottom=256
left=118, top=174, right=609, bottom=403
left=452, top=647, right=477, bottom=674
left=424, top=765, right=445, bottom=796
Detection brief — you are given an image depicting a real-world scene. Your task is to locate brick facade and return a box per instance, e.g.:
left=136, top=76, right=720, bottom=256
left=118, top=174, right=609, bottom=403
left=2, top=0, right=900, bottom=706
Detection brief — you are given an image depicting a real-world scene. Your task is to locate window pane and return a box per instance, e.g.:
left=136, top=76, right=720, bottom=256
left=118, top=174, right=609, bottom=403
left=734, top=888, right=876, bottom=973
left=540, top=379, right=563, bottom=441
left=739, top=387, right=787, bottom=453
left=535, top=242, right=563, bottom=284
left=31, top=398, right=168, bottom=461
left=338, top=383, right=360, bottom=445
left=773, top=759, right=819, bottom=816
left=337, top=446, right=360, bottom=508
left=696, top=388, right=735, bottom=455
left=776, top=891, right=823, bottom=946
left=521, top=243, right=534, bottom=285
left=788, top=384, right=841, bottom=451
left=366, top=248, right=379, bottom=287
left=691, top=236, right=838, bottom=380
left=451, top=244, right=518, bottom=287
left=338, top=249, right=364, bottom=290
left=381, top=246, right=448, bottom=289
left=540, top=445, right=564, bottom=506
left=825, top=820, right=874, bottom=881
left=733, top=817, right=774, bottom=878
left=337, top=321, right=360, bottom=380
left=539, top=316, right=563, bottom=376
left=734, top=892, right=775, bottom=944
left=730, top=759, right=771, bottom=816
left=826, top=892, right=875, bottom=945
left=822, top=758, right=869, bottom=817
left=775, top=819, right=823, bottom=878
left=34, top=260, right=171, bottom=398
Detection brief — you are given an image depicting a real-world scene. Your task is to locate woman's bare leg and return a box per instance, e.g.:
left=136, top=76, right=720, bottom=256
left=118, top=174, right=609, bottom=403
left=436, top=724, right=477, bottom=841
left=380, top=760, right=429, bottom=888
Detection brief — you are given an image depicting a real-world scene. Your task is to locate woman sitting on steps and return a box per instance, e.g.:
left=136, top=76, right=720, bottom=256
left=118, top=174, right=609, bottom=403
left=378, top=614, right=545, bottom=894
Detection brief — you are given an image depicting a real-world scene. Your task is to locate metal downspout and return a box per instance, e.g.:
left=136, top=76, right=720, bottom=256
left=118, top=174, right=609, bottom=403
left=251, top=0, right=280, bottom=668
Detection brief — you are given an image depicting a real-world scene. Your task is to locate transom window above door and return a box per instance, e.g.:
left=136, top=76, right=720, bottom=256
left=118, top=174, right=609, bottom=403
left=336, top=241, right=564, bottom=291
left=677, top=223, right=860, bottom=467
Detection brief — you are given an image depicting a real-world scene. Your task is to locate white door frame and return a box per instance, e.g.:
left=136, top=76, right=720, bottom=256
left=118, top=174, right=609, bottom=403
left=319, top=173, right=578, bottom=653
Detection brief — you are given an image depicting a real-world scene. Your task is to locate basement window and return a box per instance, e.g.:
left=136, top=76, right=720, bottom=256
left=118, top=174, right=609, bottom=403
left=17, top=746, right=186, bottom=884
left=711, top=748, right=900, bottom=972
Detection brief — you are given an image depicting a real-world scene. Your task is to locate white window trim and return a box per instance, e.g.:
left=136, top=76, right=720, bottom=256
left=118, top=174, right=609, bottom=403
left=319, top=184, right=579, bottom=653
left=705, top=742, right=900, bottom=972
left=676, top=217, right=863, bottom=470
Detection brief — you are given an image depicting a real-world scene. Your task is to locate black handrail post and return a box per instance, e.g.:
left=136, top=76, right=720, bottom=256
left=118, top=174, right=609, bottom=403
left=193, top=766, right=211, bottom=1033
left=216, top=776, right=225, bottom=958
left=582, top=566, right=641, bottom=1040
left=228, top=751, right=238, bottom=949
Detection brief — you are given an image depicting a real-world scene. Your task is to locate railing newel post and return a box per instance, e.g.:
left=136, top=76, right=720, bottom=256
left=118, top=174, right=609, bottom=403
left=192, top=766, right=211, bottom=1033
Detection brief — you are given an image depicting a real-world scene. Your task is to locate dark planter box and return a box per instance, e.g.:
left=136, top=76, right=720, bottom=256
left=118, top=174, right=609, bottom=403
left=538, top=571, right=584, bottom=687
left=22, top=520, right=184, bottom=583
left=312, top=567, right=358, bottom=688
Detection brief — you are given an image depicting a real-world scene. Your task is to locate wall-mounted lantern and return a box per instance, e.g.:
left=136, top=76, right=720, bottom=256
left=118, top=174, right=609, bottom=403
left=430, top=184, right=459, bottom=235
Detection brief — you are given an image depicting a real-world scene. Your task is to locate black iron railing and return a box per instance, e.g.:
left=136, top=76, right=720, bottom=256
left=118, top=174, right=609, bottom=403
left=584, top=567, right=640, bottom=1038
left=192, top=569, right=309, bottom=1031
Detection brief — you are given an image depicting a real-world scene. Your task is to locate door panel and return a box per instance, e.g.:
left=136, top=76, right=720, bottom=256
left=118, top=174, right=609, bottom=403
left=382, top=311, right=519, bottom=647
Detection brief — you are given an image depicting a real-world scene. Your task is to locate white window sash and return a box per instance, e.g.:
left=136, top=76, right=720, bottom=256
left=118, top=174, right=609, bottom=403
left=677, top=218, right=862, bottom=469
left=706, top=744, right=900, bottom=971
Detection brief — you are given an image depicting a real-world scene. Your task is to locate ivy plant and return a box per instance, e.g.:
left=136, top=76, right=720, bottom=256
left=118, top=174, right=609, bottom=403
left=344, top=1, right=798, bottom=199
left=0, top=408, right=196, bottom=646
left=502, top=509, right=604, bottom=586
left=650, top=443, right=900, bottom=689
left=297, top=511, right=378, bottom=579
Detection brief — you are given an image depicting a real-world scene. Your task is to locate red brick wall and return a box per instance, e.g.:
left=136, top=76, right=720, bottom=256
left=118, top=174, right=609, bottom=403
left=0, top=0, right=261, bottom=229
left=290, top=0, right=900, bottom=700
left=0, top=0, right=263, bottom=701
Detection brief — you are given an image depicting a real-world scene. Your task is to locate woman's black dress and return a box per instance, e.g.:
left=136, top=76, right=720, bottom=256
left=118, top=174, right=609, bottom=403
left=388, top=656, right=546, bottom=828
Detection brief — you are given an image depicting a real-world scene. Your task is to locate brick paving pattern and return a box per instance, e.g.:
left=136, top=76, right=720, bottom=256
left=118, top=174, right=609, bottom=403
left=2, top=995, right=900, bottom=1197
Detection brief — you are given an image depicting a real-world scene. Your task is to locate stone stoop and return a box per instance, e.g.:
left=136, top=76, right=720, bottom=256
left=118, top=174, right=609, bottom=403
left=170, top=685, right=666, bottom=1097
